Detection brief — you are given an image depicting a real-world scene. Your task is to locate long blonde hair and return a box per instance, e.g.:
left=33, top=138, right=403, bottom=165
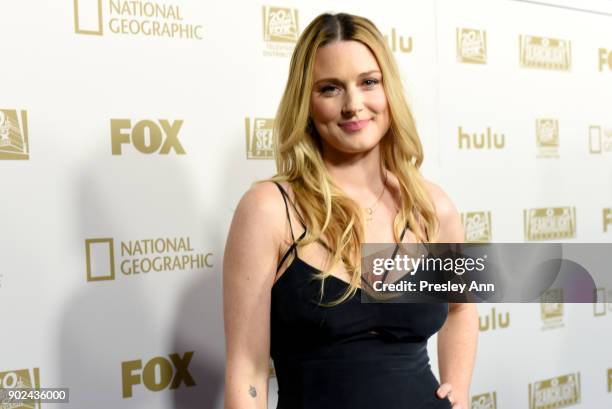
left=266, top=12, right=438, bottom=306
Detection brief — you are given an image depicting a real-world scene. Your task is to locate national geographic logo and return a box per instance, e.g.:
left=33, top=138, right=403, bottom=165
left=0, top=109, right=29, bottom=160
left=524, top=207, right=576, bottom=241
left=604, top=209, right=612, bottom=232
left=471, top=391, right=497, bottom=409
left=599, top=48, right=612, bottom=72
left=458, top=127, right=505, bottom=150
left=111, top=118, right=185, bottom=155
left=536, top=119, right=559, bottom=158
left=593, top=287, right=612, bottom=317
left=122, top=352, right=195, bottom=398
left=462, top=211, right=492, bottom=243
left=262, top=6, right=298, bottom=57
left=0, top=368, right=41, bottom=409
left=528, top=373, right=581, bottom=409
left=479, top=307, right=509, bottom=332
left=519, top=35, right=572, bottom=71
left=245, top=117, right=274, bottom=159
left=540, top=288, right=564, bottom=330
left=73, top=0, right=203, bottom=39
left=384, top=28, right=412, bottom=54
left=588, top=125, right=612, bottom=154
left=457, top=28, right=487, bottom=64
left=84, top=237, right=213, bottom=282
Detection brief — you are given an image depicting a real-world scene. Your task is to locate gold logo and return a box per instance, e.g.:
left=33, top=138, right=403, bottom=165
left=245, top=117, right=274, bottom=159
left=85, top=238, right=116, bottom=282
left=536, top=119, right=559, bottom=158
left=479, top=308, right=509, bottom=332
left=593, top=287, right=612, bottom=317
left=458, top=127, right=505, bottom=149
left=471, top=391, right=497, bottom=409
left=262, top=6, right=298, bottom=57
left=604, top=209, right=612, bottom=232
left=384, top=28, right=413, bottom=53
left=589, top=125, right=612, bottom=154
left=0, top=368, right=41, bottom=409
left=86, top=237, right=213, bottom=282
left=599, top=48, right=612, bottom=71
left=74, top=0, right=204, bottom=39
left=0, top=109, right=29, bottom=160
left=122, top=352, right=195, bottom=398
left=110, top=119, right=185, bottom=155
left=608, top=368, right=611, bottom=393
left=524, top=207, right=576, bottom=241
left=529, top=373, right=581, bottom=409
left=462, top=211, right=492, bottom=242
left=541, top=288, right=564, bottom=330
left=457, top=28, right=487, bottom=64
left=520, top=35, right=572, bottom=71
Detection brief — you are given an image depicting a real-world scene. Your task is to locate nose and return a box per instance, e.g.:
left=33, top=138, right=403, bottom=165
left=341, top=86, right=364, bottom=118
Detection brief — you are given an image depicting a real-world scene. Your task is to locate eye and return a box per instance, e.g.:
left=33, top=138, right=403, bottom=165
left=363, top=78, right=380, bottom=87
left=319, top=85, right=339, bottom=96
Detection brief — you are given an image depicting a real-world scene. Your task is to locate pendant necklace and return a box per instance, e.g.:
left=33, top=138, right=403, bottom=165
left=364, top=170, right=387, bottom=223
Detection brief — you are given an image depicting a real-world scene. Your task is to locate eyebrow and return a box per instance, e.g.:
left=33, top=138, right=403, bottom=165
left=313, top=70, right=381, bottom=86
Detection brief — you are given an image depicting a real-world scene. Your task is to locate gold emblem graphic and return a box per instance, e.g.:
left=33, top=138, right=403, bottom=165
left=74, top=0, right=103, bottom=35
left=262, top=6, right=298, bottom=43
left=0, top=109, right=29, bottom=160
left=457, top=28, right=487, bottom=64
left=85, top=238, right=116, bottom=282
left=0, top=368, right=41, bottom=409
left=536, top=119, right=559, bottom=158
left=471, top=391, right=497, bottom=409
left=604, top=209, right=612, bottom=232
left=529, top=373, right=581, bottom=409
left=262, top=6, right=298, bottom=57
left=608, top=368, right=612, bottom=393
left=245, top=117, right=274, bottom=159
left=384, top=28, right=412, bottom=53
left=589, top=125, right=612, bottom=154
left=540, top=288, right=564, bottom=330
left=593, top=287, right=612, bottom=317
left=524, top=207, right=576, bottom=241
left=520, top=35, right=572, bottom=71
left=599, top=48, right=612, bottom=71
left=462, top=211, right=492, bottom=243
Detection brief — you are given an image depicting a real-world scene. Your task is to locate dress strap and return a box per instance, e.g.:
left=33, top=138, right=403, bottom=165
left=273, top=182, right=307, bottom=272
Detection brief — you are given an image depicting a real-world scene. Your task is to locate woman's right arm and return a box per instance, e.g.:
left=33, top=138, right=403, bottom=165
left=223, top=182, right=285, bottom=409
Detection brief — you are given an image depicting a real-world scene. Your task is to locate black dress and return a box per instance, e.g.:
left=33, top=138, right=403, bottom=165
left=270, top=182, right=453, bottom=409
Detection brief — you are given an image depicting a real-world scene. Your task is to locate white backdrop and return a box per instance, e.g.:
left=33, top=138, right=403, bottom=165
left=1, top=1, right=611, bottom=408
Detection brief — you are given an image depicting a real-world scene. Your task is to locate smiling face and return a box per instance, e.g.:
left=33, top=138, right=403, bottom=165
left=309, top=40, right=390, bottom=157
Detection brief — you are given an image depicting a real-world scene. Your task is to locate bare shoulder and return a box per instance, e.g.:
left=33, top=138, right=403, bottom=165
left=423, top=180, right=464, bottom=243
left=233, top=181, right=286, bottom=240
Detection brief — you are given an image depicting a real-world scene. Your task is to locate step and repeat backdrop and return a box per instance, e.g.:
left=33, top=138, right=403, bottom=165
left=1, top=0, right=611, bottom=408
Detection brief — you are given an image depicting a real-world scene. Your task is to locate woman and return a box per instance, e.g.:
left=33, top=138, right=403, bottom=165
left=223, top=12, right=478, bottom=409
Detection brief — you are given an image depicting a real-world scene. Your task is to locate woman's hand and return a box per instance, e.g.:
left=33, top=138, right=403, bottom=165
left=436, top=383, right=466, bottom=409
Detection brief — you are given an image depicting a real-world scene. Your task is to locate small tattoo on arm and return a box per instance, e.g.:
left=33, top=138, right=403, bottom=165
left=248, top=385, right=257, bottom=398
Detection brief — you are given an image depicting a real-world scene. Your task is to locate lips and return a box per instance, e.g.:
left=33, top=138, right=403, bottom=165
left=338, top=119, right=370, bottom=132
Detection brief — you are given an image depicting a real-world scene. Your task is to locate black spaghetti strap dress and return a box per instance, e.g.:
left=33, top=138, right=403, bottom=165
left=270, top=182, right=453, bottom=409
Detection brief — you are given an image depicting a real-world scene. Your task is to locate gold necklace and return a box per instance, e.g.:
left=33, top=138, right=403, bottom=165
left=364, top=171, right=387, bottom=223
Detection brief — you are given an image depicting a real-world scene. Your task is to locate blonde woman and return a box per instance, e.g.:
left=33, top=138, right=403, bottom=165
left=224, top=12, right=478, bottom=409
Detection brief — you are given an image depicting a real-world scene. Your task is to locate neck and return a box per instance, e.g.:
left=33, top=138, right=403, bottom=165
left=321, top=143, right=386, bottom=202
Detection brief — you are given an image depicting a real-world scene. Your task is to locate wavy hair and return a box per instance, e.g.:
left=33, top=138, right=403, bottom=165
left=265, top=12, right=438, bottom=306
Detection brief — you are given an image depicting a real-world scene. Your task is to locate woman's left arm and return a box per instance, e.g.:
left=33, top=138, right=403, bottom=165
left=426, top=182, right=479, bottom=409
